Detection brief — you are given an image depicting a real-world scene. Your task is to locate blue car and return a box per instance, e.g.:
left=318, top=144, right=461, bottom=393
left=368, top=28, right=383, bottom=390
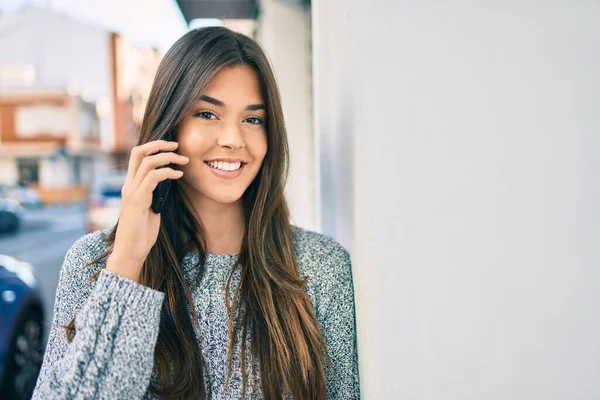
left=0, top=198, right=22, bottom=233
left=0, top=255, right=45, bottom=399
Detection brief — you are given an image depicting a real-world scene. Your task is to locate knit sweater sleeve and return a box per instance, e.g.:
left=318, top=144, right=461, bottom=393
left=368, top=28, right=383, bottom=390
left=316, top=243, right=361, bottom=399
left=32, top=232, right=165, bottom=400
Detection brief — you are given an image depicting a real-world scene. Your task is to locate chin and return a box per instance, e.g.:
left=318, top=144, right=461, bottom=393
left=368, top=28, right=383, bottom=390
left=203, top=189, right=245, bottom=205
left=179, top=179, right=246, bottom=206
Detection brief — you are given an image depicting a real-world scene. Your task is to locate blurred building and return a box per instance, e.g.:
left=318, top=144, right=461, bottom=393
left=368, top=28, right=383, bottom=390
left=0, top=6, right=161, bottom=203
left=0, top=88, right=100, bottom=203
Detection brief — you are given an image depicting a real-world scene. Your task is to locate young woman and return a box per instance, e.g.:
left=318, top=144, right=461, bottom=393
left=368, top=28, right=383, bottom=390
left=32, top=27, right=359, bottom=400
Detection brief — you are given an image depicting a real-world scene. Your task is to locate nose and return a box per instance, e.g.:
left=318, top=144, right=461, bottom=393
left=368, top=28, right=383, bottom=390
left=217, top=121, right=245, bottom=150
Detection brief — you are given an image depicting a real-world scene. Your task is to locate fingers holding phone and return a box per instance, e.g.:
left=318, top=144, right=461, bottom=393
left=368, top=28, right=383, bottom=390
left=106, top=140, right=189, bottom=282
left=122, top=140, right=188, bottom=210
left=134, top=150, right=186, bottom=188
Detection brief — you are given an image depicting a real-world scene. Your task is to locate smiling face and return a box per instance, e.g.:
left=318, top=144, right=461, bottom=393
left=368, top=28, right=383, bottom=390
left=177, top=65, right=268, bottom=206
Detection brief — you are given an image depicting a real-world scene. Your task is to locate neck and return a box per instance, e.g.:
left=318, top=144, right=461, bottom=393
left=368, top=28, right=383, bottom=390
left=187, top=195, right=245, bottom=255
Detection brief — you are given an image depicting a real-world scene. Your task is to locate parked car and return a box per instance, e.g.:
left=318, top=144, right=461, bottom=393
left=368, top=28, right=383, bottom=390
left=0, top=255, right=45, bottom=400
left=0, top=185, right=43, bottom=209
left=0, top=198, right=22, bottom=233
left=87, top=171, right=127, bottom=232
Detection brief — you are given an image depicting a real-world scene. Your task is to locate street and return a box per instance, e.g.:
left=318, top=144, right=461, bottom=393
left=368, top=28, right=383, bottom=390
left=0, top=204, right=87, bottom=343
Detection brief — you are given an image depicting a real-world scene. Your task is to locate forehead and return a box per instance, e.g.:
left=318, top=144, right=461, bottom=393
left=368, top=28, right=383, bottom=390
left=202, top=65, right=264, bottom=105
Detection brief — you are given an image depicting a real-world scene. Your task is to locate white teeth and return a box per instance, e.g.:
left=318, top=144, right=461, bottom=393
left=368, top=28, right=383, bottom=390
left=207, top=161, right=242, bottom=171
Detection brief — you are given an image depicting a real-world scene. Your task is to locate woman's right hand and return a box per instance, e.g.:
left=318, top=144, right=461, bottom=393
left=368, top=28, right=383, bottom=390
left=105, top=140, right=189, bottom=283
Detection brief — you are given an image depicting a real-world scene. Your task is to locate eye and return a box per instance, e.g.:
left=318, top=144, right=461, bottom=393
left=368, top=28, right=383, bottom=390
left=194, top=111, right=217, bottom=120
left=244, top=116, right=264, bottom=125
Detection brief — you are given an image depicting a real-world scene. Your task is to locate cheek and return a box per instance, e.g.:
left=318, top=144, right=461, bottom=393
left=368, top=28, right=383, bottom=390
left=177, top=127, right=211, bottom=181
left=250, top=132, right=268, bottom=164
left=178, top=126, right=211, bottom=159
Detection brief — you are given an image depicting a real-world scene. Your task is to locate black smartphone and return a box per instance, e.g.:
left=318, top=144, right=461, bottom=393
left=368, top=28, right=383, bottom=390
left=151, top=175, right=172, bottom=214
left=151, top=146, right=175, bottom=214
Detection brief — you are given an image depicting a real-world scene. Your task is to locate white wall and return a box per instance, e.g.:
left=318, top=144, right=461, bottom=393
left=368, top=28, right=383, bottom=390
left=0, top=158, right=18, bottom=184
left=313, top=1, right=600, bottom=399
left=257, top=0, right=316, bottom=230
left=39, top=156, right=73, bottom=186
left=0, top=7, right=115, bottom=151
left=311, top=0, right=355, bottom=249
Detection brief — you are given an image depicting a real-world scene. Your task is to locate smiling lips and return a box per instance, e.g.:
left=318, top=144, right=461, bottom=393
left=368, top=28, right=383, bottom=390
left=204, top=159, right=246, bottom=178
left=205, top=160, right=242, bottom=171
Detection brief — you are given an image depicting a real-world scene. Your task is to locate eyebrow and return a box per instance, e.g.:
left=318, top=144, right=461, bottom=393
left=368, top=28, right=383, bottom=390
left=199, top=95, right=266, bottom=111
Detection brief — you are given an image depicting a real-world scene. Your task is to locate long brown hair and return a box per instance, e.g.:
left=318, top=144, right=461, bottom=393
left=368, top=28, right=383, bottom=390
left=66, top=27, right=329, bottom=399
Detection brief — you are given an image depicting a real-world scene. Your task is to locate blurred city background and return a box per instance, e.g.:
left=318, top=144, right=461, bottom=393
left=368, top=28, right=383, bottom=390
left=0, top=1, right=302, bottom=398
left=1, top=0, right=599, bottom=399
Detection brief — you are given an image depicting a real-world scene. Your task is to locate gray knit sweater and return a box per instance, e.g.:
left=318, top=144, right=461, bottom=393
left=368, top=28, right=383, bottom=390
left=32, top=226, right=360, bottom=399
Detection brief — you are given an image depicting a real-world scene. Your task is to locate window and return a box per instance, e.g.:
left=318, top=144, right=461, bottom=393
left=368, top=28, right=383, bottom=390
left=17, top=158, right=39, bottom=186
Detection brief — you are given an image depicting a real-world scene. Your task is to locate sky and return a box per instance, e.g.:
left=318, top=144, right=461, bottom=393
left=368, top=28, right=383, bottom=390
left=0, top=0, right=191, bottom=53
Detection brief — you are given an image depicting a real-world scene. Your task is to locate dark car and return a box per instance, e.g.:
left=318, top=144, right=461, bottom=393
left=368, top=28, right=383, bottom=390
left=0, top=198, right=22, bottom=233
left=0, top=255, right=45, bottom=400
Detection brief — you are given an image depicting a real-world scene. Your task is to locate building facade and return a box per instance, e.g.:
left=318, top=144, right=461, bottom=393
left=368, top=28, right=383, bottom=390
left=0, top=6, right=160, bottom=203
